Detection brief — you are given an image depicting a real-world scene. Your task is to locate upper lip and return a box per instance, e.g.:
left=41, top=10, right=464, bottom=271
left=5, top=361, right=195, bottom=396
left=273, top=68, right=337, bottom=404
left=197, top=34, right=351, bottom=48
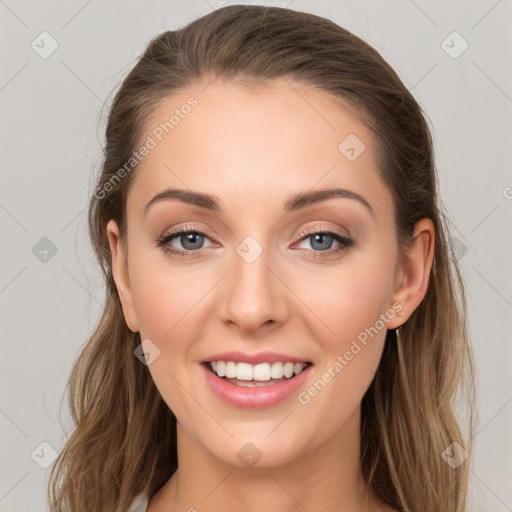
left=200, top=351, right=312, bottom=365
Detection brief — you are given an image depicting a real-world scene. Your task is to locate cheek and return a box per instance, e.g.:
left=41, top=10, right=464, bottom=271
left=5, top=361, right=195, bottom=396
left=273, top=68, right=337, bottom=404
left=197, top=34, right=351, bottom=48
left=291, top=246, right=396, bottom=411
left=294, top=272, right=392, bottom=441
left=128, top=252, right=210, bottom=412
left=295, top=253, right=395, bottom=346
left=129, top=231, right=397, bottom=349
left=130, top=259, right=207, bottom=341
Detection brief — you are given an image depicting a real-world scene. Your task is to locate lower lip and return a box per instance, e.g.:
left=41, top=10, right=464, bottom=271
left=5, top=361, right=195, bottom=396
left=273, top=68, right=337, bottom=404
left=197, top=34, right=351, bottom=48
left=201, top=363, right=313, bottom=409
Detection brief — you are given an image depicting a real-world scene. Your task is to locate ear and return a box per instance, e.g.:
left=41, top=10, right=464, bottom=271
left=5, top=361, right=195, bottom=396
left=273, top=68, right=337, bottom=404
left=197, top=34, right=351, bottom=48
left=387, top=218, right=435, bottom=329
left=106, top=219, right=139, bottom=332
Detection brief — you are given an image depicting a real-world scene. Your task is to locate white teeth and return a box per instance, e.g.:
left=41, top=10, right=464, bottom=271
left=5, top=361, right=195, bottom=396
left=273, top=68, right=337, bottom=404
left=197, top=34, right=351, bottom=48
left=216, top=361, right=226, bottom=377
left=237, top=362, right=254, bottom=380
left=270, top=362, right=284, bottom=379
left=209, top=361, right=308, bottom=381
left=283, top=362, right=294, bottom=378
left=225, top=361, right=237, bottom=378
left=253, top=363, right=270, bottom=381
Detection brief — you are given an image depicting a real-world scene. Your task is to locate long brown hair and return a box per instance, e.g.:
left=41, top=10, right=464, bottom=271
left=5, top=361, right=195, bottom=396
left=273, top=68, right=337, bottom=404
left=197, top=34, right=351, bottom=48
left=48, top=5, right=475, bottom=511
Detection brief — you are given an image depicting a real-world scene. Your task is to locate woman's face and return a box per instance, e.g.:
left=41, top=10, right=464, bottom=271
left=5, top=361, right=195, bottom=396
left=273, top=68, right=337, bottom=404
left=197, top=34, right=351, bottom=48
left=107, top=78, right=425, bottom=469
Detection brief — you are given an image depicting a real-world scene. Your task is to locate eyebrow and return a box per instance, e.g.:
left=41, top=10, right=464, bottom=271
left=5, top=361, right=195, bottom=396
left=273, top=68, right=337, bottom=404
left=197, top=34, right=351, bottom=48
left=144, top=187, right=374, bottom=218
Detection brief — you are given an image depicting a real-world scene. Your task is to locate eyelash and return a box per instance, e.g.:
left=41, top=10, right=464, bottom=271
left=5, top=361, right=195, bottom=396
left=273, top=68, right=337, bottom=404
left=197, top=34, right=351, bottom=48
left=155, top=224, right=354, bottom=259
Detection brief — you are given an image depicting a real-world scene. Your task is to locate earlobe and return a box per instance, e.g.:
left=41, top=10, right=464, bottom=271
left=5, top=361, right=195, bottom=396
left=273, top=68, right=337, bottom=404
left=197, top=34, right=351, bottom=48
left=106, top=219, right=139, bottom=333
left=388, top=218, right=435, bottom=330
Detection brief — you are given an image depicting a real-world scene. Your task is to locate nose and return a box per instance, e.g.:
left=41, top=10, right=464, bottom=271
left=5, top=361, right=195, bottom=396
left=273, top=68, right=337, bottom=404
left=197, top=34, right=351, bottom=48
left=218, top=240, right=290, bottom=333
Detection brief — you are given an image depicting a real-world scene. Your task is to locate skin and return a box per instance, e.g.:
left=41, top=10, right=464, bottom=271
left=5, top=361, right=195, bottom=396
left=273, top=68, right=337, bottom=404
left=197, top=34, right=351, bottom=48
left=107, top=77, right=434, bottom=512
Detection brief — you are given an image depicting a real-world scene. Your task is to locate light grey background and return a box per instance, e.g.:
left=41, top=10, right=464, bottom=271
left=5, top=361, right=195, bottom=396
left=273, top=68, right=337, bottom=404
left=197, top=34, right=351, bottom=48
left=1, top=1, right=511, bottom=510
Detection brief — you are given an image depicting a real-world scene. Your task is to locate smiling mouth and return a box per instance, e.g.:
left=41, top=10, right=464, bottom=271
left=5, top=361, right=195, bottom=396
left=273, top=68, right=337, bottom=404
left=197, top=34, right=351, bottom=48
left=204, top=361, right=313, bottom=387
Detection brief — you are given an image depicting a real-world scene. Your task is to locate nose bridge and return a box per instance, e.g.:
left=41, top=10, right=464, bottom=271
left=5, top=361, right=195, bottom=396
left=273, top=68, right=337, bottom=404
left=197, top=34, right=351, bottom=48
left=219, top=233, right=287, bottom=331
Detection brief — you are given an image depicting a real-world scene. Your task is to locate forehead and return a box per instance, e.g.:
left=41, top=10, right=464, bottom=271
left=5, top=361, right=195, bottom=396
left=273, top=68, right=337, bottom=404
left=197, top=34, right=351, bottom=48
left=127, top=78, right=392, bottom=220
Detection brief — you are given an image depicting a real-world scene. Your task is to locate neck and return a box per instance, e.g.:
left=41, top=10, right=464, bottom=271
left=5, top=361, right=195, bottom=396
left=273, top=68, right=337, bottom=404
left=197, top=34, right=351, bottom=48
left=158, top=406, right=379, bottom=512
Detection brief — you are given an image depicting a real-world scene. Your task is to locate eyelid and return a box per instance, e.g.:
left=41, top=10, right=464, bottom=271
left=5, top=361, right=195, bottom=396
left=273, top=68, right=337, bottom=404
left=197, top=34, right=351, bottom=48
left=294, top=223, right=350, bottom=241
left=156, top=222, right=354, bottom=257
left=160, top=223, right=212, bottom=239
left=291, top=224, right=354, bottom=254
left=157, top=223, right=216, bottom=248
left=158, top=223, right=350, bottom=244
